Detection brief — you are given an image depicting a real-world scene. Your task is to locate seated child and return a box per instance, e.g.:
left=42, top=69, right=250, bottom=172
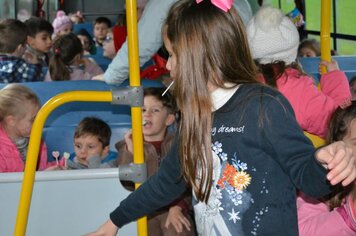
left=116, top=87, right=195, bottom=236
left=64, top=117, right=117, bottom=169
left=24, top=17, right=53, bottom=67
left=102, top=26, right=126, bottom=59
left=0, top=84, right=54, bottom=172
left=298, top=101, right=356, bottom=235
left=93, top=16, right=112, bottom=47
left=45, top=33, right=103, bottom=81
left=246, top=5, right=351, bottom=138
left=74, top=28, right=96, bottom=55
left=298, top=38, right=321, bottom=58
left=0, top=19, right=42, bottom=83
left=52, top=10, right=72, bottom=38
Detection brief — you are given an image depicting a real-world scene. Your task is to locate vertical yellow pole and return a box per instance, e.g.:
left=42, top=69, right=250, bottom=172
left=320, top=0, right=331, bottom=74
left=125, top=1, right=147, bottom=236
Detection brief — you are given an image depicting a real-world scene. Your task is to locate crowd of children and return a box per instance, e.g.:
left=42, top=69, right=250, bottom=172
left=0, top=1, right=356, bottom=236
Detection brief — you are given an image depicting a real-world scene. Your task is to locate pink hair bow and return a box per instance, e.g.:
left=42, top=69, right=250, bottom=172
left=196, top=0, right=233, bottom=12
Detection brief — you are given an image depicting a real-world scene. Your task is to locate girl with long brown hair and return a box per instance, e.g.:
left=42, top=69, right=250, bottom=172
left=88, top=1, right=355, bottom=235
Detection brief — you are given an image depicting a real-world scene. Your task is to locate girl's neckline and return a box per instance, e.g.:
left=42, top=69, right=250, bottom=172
left=211, top=83, right=240, bottom=111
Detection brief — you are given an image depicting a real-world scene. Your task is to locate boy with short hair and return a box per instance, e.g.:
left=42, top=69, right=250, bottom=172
left=24, top=17, right=53, bottom=67
left=66, top=117, right=117, bottom=169
left=0, top=19, right=42, bottom=83
left=93, top=16, right=112, bottom=47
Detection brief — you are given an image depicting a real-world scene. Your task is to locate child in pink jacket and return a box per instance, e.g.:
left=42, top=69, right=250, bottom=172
left=297, top=101, right=356, bottom=235
left=0, top=84, right=53, bottom=172
left=246, top=6, right=351, bottom=138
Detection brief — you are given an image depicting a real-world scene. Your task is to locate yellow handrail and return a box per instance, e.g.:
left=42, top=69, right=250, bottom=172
left=304, top=0, right=331, bottom=148
left=320, top=0, right=331, bottom=73
left=14, top=91, right=112, bottom=235
left=125, top=0, right=148, bottom=235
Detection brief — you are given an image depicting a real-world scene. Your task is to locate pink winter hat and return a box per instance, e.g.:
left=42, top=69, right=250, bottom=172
left=52, top=10, right=72, bottom=34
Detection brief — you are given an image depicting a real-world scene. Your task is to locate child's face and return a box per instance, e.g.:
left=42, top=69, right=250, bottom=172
left=94, top=23, right=109, bottom=42
left=58, top=26, right=72, bottom=36
left=342, top=119, right=356, bottom=153
left=103, top=32, right=115, bottom=59
left=74, top=134, right=109, bottom=165
left=299, top=47, right=317, bottom=58
left=77, top=34, right=90, bottom=52
left=142, top=95, right=174, bottom=141
left=11, top=102, right=39, bottom=139
left=163, top=35, right=177, bottom=78
left=27, top=31, right=52, bottom=53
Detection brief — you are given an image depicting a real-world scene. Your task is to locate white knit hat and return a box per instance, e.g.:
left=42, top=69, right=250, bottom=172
left=246, top=5, right=299, bottom=65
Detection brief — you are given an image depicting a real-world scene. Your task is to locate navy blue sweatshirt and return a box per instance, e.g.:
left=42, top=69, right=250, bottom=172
left=110, top=84, right=332, bottom=235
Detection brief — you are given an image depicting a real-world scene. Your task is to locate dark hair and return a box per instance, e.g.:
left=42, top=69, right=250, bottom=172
left=74, top=117, right=111, bottom=147
left=255, top=60, right=305, bottom=88
left=49, top=33, right=83, bottom=81
left=144, top=87, right=178, bottom=115
left=0, top=19, right=28, bottom=53
left=324, top=101, right=356, bottom=209
left=25, top=17, right=54, bottom=36
left=94, top=17, right=112, bottom=28
left=349, top=76, right=356, bottom=87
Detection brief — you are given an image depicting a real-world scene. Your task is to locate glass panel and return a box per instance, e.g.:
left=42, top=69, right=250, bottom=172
left=336, top=39, right=356, bottom=55
left=336, top=0, right=356, bottom=35
left=16, top=0, right=34, bottom=21
left=305, top=1, right=335, bottom=32
left=0, top=0, right=15, bottom=19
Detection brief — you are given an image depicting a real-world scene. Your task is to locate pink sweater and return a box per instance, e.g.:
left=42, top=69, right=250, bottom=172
left=297, top=192, right=356, bottom=236
left=260, top=68, right=351, bottom=138
left=0, top=125, right=50, bottom=172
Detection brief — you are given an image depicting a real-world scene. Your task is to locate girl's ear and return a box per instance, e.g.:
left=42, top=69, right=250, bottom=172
left=4, top=115, right=17, bottom=127
left=27, top=36, right=34, bottom=46
left=165, top=113, right=176, bottom=126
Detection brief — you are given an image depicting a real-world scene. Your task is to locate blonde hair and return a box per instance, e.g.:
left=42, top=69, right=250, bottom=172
left=164, top=0, right=257, bottom=202
left=0, top=84, right=40, bottom=121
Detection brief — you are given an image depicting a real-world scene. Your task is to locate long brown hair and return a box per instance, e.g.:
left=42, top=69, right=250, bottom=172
left=164, top=0, right=257, bottom=203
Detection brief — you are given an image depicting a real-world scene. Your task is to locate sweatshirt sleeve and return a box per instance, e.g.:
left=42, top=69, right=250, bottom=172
left=297, top=192, right=356, bottom=236
left=260, top=92, right=333, bottom=197
left=110, top=139, right=188, bottom=228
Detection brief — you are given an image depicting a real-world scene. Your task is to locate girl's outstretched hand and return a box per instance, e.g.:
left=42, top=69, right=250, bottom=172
left=165, top=206, right=191, bottom=233
left=316, top=141, right=356, bottom=186
left=85, top=219, right=118, bottom=236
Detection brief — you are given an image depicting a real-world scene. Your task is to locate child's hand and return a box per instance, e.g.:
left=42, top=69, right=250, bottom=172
left=319, top=59, right=340, bottom=73
left=124, top=129, right=133, bottom=154
left=85, top=219, right=118, bottom=236
left=23, top=52, right=39, bottom=64
left=165, top=206, right=191, bottom=233
left=316, top=141, right=356, bottom=186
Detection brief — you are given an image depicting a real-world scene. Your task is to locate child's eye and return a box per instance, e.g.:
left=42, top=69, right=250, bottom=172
left=75, top=144, right=81, bottom=149
left=142, top=108, right=147, bottom=112
left=153, top=109, right=160, bottom=113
